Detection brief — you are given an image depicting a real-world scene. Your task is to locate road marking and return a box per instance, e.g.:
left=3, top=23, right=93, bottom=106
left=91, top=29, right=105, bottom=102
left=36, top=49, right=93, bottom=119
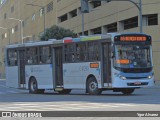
left=0, top=102, right=141, bottom=111
left=114, top=103, right=137, bottom=106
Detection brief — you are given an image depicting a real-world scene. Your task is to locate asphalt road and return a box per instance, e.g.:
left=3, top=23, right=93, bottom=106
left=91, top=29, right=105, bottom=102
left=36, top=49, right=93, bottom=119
left=0, top=79, right=160, bottom=119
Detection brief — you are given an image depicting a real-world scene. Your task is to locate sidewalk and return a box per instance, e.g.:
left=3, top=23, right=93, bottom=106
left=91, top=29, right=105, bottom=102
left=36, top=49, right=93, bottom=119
left=154, top=80, right=160, bottom=88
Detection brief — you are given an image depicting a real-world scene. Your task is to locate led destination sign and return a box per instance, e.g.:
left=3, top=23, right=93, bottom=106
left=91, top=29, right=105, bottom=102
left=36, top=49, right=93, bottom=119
left=114, top=34, right=151, bottom=44
left=120, top=36, right=147, bottom=42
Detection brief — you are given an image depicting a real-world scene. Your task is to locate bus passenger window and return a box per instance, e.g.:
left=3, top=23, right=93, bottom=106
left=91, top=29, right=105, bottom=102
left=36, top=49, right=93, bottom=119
left=46, top=55, right=51, bottom=63
left=7, top=50, right=17, bottom=66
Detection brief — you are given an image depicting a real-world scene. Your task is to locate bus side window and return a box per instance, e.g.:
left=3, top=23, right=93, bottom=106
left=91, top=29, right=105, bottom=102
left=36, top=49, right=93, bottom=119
left=39, top=46, right=51, bottom=64
left=46, top=55, right=51, bottom=63
left=7, top=50, right=17, bottom=66
left=64, top=44, right=75, bottom=63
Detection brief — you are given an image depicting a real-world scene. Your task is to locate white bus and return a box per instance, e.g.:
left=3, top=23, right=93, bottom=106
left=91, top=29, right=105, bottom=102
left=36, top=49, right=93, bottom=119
left=5, top=33, right=154, bottom=95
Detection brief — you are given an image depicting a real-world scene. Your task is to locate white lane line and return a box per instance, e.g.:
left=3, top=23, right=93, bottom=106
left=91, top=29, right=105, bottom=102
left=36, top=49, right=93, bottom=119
left=114, top=103, right=137, bottom=106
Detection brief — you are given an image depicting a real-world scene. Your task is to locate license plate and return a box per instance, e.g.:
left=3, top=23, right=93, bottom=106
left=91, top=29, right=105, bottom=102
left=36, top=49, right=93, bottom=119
left=134, top=82, right=141, bottom=85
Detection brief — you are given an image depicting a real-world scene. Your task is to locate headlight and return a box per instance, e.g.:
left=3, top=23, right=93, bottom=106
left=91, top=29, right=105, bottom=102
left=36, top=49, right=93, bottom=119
left=119, top=75, right=127, bottom=80
left=148, top=76, right=152, bottom=79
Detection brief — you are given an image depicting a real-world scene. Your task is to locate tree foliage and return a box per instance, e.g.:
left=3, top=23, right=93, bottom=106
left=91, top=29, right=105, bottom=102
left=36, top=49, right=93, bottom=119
left=40, top=25, right=76, bottom=40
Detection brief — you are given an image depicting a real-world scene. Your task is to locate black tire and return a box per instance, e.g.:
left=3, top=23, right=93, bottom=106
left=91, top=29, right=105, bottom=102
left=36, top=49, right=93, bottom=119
left=87, top=77, right=102, bottom=95
left=29, top=77, right=39, bottom=94
left=121, top=88, right=135, bottom=95
left=58, top=89, right=72, bottom=94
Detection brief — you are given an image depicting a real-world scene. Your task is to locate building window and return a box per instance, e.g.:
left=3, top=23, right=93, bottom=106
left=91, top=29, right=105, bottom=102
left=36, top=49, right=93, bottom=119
left=69, top=9, right=77, bottom=18
left=11, top=28, right=15, bottom=34
left=90, top=27, right=101, bottom=34
left=79, top=31, right=88, bottom=36
left=4, top=13, right=7, bottom=19
left=4, top=33, right=7, bottom=38
left=32, top=14, right=36, bottom=21
left=2, top=34, right=5, bottom=39
left=11, top=6, right=14, bottom=13
left=84, top=31, right=88, bottom=35
left=22, top=18, right=29, bottom=27
left=123, top=16, right=138, bottom=30
left=39, top=8, right=44, bottom=17
left=22, top=21, right=25, bottom=27
left=15, top=25, right=18, bottom=32
left=147, top=14, right=158, bottom=26
left=105, top=22, right=117, bottom=33
left=47, top=1, right=53, bottom=13
left=58, top=14, right=68, bottom=22
left=90, top=1, right=101, bottom=8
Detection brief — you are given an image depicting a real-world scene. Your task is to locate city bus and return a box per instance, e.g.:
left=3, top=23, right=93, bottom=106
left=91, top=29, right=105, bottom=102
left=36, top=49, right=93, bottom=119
left=5, top=33, right=154, bottom=95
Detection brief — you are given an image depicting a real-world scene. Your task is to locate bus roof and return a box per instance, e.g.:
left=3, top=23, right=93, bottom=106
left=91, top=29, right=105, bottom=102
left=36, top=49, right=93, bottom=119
left=6, top=33, right=150, bottom=49
left=6, top=34, right=111, bottom=49
left=6, top=39, right=63, bottom=49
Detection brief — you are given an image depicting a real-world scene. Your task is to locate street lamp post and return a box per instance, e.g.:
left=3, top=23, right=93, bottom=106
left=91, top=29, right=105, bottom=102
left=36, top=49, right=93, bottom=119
left=0, top=27, right=11, bottom=44
left=26, top=4, right=46, bottom=35
left=9, top=18, right=24, bottom=44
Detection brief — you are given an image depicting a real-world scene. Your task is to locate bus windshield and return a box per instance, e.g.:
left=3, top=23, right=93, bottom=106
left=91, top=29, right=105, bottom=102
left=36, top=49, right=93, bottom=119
left=114, top=44, right=152, bottom=69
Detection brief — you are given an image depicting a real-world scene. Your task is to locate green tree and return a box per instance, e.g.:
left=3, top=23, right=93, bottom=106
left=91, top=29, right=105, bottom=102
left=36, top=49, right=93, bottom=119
left=40, top=25, right=76, bottom=41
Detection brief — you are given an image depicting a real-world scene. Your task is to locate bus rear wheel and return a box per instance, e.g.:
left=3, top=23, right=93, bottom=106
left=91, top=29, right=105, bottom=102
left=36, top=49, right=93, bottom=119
left=29, top=78, right=44, bottom=94
left=121, top=88, right=135, bottom=95
left=87, top=77, right=102, bottom=95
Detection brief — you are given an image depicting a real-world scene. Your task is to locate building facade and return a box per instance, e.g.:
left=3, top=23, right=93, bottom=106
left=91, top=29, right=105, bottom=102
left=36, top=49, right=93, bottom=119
left=0, top=0, right=160, bottom=80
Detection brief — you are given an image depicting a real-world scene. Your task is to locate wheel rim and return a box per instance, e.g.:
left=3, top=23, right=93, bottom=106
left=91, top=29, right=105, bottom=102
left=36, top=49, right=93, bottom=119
left=89, top=81, right=98, bottom=92
left=30, top=81, right=36, bottom=91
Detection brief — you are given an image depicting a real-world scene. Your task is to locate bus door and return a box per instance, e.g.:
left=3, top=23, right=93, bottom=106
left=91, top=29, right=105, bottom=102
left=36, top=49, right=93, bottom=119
left=101, top=42, right=111, bottom=87
left=18, top=49, right=26, bottom=88
left=53, top=47, right=63, bottom=88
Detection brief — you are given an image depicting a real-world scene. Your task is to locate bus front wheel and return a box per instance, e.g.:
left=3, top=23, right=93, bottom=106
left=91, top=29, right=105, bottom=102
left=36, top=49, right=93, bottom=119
left=87, top=77, right=102, bottom=95
left=121, top=88, right=135, bottom=95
